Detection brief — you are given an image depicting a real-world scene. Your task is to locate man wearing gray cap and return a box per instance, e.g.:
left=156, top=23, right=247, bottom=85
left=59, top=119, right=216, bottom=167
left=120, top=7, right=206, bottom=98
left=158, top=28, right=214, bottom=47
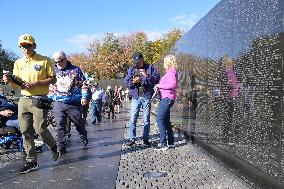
left=124, top=52, right=160, bottom=147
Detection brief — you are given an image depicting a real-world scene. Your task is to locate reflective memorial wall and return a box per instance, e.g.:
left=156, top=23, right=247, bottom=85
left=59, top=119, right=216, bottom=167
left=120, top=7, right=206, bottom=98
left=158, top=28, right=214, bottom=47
left=158, top=0, right=284, bottom=187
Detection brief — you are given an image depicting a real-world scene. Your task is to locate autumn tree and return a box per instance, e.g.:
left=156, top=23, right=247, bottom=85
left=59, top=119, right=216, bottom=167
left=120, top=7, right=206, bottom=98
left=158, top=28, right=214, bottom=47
left=161, top=28, right=183, bottom=56
left=68, top=29, right=183, bottom=80
left=0, top=41, right=18, bottom=78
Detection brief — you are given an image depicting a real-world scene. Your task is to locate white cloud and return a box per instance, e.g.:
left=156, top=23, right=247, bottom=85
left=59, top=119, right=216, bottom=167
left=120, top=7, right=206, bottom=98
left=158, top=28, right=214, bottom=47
left=65, top=34, right=103, bottom=45
left=66, top=30, right=167, bottom=47
left=144, top=30, right=165, bottom=41
left=170, top=14, right=198, bottom=30
left=107, top=31, right=165, bottom=41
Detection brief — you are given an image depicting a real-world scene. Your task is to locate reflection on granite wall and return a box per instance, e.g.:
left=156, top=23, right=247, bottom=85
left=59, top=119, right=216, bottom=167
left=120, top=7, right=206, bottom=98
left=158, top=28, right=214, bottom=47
left=159, top=0, right=284, bottom=186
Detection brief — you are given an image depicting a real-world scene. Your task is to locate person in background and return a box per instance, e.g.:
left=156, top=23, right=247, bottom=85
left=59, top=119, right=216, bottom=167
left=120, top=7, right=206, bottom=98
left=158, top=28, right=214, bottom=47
left=104, top=85, right=115, bottom=119
left=154, top=54, right=178, bottom=150
left=113, top=86, right=122, bottom=113
left=82, top=81, right=92, bottom=123
left=50, top=51, right=89, bottom=155
left=119, top=86, right=124, bottom=107
left=125, top=88, right=129, bottom=102
left=124, top=52, right=160, bottom=147
left=0, top=91, right=18, bottom=127
left=90, top=82, right=106, bottom=125
left=2, top=34, right=59, bottom=173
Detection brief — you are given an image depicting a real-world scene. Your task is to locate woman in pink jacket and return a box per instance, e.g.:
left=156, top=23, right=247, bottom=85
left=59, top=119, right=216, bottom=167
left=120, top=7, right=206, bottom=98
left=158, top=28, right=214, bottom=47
left=155, top=54, right=178, bottom=150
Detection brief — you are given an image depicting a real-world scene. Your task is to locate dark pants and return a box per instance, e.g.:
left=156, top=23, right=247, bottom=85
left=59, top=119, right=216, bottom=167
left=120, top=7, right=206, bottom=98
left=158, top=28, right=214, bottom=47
left=82, top=102, right=90, bottom=121
left=104, top=102, right=115, bottom=118
left=91, top=100, right=102, bottom=124
left=53, top=102, right=87, bottom=150
left=66, top=116, right=72, bottom=135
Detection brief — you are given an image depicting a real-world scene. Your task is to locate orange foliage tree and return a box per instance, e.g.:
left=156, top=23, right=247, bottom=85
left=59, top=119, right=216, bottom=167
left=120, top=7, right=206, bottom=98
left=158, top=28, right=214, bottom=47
left=68, top=29, right=183, bottom=80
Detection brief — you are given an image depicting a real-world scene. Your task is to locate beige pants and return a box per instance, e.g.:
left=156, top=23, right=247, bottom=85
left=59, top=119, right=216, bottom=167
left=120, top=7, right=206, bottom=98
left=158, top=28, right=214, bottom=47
left=18, top=97, right=56, bottom=162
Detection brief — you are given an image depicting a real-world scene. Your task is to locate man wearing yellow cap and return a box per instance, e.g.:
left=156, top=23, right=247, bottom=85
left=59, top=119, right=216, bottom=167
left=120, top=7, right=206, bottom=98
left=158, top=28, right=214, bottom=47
left=2, top=34, right=60, bottom=174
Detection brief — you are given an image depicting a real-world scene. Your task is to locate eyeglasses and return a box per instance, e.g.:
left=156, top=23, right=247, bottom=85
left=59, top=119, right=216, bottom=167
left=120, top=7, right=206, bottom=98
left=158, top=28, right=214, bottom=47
left=20, top=44, right=33, bottom=49
left=54, top=58, right=65, bottom=64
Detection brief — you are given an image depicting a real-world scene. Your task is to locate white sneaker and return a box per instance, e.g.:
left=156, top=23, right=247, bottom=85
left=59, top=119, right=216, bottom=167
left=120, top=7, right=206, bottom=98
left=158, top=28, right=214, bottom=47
left=168, top=144, right=175, bottom=149
left=154, top=144, right=168, bottom=151
left=34, top=139, right=44, bottom=147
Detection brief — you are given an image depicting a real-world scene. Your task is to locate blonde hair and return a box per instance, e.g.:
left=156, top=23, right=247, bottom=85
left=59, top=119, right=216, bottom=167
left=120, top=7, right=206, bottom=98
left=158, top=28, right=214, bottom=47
left=164, top=54, right=178, bottom=69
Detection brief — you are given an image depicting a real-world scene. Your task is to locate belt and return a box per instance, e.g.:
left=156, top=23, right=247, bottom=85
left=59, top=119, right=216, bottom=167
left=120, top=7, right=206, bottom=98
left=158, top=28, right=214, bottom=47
left=93, top=99, right=102, bottom=101
left=23, top=95, right=46, bottom=99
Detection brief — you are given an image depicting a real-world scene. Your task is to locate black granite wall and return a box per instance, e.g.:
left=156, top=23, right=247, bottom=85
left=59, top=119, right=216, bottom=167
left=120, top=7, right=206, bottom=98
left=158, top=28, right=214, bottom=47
left=158, top=0, right=284, bottom=187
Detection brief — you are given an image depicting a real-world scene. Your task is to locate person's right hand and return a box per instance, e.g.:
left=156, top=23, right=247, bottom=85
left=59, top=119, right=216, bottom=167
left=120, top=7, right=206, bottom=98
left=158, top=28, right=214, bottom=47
left=0, top=110, right=14, bottom=117
left=2, top=74, right=9, bottom=83
left=132, top=76, right=141, bottom=84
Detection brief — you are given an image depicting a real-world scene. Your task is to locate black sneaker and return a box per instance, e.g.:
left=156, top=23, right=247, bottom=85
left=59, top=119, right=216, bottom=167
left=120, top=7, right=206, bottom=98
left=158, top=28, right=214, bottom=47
left=125, top=140, right=135, bottom=146
left=19, top=161, right=39, bottom=174
left=81, top=136, right=88, bottom=146
left=51, top=145, right=60, bottom=161
left=143, top=140, right=151, bottom=147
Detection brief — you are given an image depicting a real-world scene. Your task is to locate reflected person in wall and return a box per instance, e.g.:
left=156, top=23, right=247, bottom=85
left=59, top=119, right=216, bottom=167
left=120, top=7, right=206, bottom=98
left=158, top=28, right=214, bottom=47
left=188, top=85, right=200, bottom=143
left=154, top=55, right=178, bottom=150
left=218, top=55, right=240, bottom=144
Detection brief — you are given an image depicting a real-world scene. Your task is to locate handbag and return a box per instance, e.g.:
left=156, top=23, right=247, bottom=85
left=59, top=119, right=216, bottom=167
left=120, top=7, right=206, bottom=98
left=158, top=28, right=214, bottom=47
left=32, top=97, right=52, bottom=110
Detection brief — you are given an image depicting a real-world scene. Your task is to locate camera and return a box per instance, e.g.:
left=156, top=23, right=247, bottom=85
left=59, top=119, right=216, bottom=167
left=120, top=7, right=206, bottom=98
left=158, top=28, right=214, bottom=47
left=3, top=71, right=27, bottom=88
left=133, top=69, right=143, bottom=78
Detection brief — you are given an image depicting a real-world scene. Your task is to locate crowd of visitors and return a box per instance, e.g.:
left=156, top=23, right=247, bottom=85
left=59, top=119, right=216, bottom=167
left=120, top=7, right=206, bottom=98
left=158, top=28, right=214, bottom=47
left=1, top=33, right=180, bottom=174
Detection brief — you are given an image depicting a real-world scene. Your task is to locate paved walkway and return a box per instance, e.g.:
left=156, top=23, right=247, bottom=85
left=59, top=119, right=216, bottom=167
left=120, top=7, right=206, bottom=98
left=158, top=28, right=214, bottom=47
left=0, top=111, right=126, bottom=189
left=116, top=104, right=253, bottom=189
left=0, top=103, right=253, bottom=189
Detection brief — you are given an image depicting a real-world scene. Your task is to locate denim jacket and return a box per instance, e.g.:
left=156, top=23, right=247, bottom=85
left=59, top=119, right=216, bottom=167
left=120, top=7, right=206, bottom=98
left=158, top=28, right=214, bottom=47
left=124, top=63, right=160, bottom=100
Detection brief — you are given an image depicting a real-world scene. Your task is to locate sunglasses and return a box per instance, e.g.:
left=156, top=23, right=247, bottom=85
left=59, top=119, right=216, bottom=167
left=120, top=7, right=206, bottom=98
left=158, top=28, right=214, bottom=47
left=54, top=58, right=65, bottom=64
left=20, top=44, right=33, bottom=49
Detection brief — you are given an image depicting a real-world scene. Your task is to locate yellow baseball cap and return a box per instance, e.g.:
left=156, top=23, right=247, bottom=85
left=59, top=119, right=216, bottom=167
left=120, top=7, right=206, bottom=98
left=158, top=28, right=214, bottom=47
left=18, top=34, right=35, bottom=45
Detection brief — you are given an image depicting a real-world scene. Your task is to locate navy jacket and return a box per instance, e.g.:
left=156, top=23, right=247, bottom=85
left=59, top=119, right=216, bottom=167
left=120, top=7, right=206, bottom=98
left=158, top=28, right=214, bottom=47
left=124, top=63, right=160, bottom=100
left=0, top=95, right=18, bottom=125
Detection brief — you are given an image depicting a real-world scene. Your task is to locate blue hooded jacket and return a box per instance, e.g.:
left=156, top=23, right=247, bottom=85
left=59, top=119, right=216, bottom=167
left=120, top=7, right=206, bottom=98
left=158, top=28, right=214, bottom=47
left=124, top=63, right=160, bottom=100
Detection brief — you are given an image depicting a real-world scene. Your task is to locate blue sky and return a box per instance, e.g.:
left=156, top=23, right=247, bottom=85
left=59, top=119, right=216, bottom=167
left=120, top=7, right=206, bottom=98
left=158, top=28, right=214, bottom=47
left=0, top=0, right=220, bottom=57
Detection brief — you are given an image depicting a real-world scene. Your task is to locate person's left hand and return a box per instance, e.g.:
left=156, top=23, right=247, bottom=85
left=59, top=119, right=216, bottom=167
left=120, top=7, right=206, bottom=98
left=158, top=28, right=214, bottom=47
left=25, top=81, right=39, bottom=89
left=139, top=69, right=149, bottom=77
left=81, top=99, right=87, bottom=106
left=154, top=84, right=160, bottom=89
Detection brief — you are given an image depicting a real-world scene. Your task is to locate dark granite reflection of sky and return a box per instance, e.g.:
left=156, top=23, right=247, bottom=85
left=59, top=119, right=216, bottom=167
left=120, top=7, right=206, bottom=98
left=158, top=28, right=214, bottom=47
left=168, top=0, right=284, bottom=185
left=174, top=0, right=283, bottom=61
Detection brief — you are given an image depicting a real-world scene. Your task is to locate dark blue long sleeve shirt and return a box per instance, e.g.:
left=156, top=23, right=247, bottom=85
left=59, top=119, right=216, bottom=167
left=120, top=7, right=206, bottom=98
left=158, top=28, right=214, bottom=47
left=124, top=63, right=160, bottom=100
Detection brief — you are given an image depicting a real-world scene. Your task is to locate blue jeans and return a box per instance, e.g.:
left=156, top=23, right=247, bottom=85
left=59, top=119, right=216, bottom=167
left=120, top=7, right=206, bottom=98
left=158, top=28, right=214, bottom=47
left=91, top=100, right=102, bottom=124
left=128, top=97, right=151, bottom=141
left=156, top=98, right=175, bottom=146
